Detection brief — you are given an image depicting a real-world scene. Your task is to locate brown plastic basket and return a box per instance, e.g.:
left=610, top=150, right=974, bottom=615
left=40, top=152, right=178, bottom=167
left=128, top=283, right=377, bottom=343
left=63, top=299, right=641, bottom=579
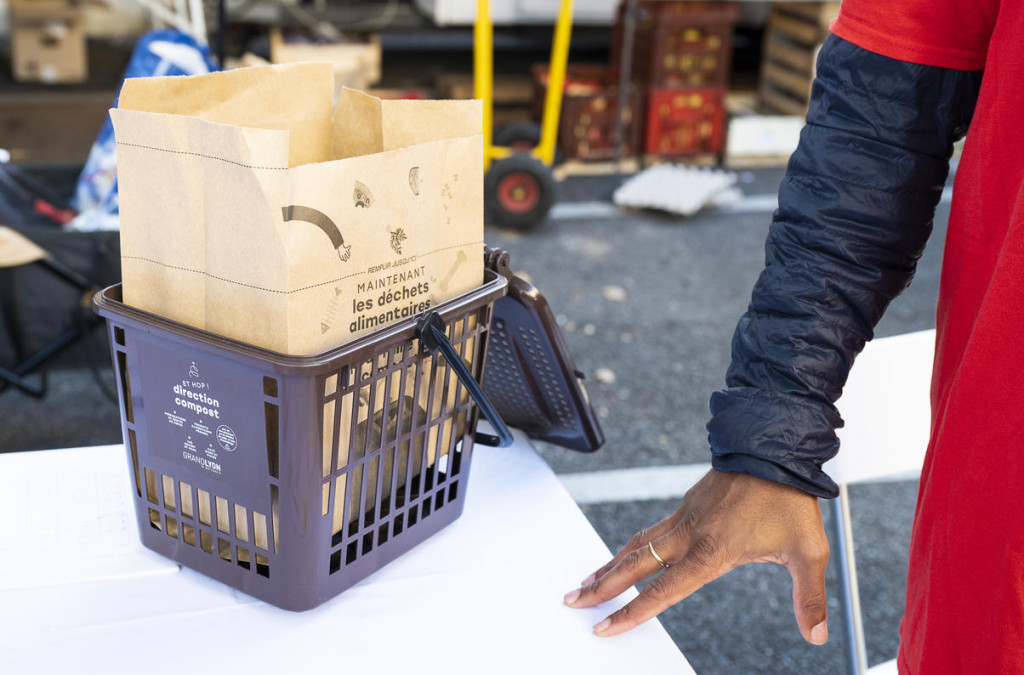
left=93, top=268, right=507, bottom=611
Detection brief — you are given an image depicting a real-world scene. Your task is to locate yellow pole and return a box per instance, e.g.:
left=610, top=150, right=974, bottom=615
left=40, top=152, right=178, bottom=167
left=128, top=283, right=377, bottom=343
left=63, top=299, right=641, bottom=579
left=474, top=0, right=494, bottom=169
left=537, top=0, right=574, bottom=166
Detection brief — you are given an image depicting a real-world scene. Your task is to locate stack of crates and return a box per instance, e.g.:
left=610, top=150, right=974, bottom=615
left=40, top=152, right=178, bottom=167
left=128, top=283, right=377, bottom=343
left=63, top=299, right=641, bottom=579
left=532, top=64, right=643, bottom=162
left=758, top=2, right=841, bottom=115
left=611, top=0, right=739, bottom=159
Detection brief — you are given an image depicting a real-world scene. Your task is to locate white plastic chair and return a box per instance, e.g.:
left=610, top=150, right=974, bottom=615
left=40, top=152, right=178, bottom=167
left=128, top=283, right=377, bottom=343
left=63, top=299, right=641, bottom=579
left=824, top=329, right=935, bottom=674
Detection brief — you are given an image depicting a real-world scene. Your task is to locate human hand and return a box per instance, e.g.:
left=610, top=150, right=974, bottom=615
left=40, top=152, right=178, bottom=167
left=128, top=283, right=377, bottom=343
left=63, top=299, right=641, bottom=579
left=563, top=469, right=830, bottom=644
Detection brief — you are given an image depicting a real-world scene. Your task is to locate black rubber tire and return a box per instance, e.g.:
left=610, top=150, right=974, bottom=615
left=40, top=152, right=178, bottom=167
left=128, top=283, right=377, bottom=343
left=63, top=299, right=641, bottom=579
left=493, top=122, right=543, bottom=151
left=484, top=154, right=557, bottom=230
left=493, top=122, right=563, bottom=164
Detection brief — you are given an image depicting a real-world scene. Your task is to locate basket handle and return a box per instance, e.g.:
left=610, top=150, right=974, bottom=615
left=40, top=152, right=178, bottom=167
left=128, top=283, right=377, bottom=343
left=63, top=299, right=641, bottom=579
left=415, top=312, right=514, bottom=448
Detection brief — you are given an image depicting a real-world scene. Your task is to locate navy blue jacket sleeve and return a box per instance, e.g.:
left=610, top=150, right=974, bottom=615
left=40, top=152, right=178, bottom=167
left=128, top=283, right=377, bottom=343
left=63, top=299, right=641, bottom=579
left=707, top=35, right=982, bottom=499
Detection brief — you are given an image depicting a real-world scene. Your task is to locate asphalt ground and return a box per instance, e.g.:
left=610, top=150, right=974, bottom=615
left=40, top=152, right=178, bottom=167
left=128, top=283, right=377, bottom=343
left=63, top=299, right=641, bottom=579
left=0, top=167, right=949, bottom=673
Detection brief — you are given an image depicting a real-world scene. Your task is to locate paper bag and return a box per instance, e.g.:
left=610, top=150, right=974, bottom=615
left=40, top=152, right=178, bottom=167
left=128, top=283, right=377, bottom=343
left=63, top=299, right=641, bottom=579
left=111, top=62, right=483, bottom=356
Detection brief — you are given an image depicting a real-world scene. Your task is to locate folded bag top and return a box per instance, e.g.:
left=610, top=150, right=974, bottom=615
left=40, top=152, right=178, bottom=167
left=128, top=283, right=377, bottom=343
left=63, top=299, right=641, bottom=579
left=112, top=62, right=484, bottom=355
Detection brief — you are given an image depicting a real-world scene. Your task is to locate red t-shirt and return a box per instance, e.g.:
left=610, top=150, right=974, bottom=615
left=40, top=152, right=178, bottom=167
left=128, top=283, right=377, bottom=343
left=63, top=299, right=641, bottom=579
left=833, top=1, right=1024, bottom=672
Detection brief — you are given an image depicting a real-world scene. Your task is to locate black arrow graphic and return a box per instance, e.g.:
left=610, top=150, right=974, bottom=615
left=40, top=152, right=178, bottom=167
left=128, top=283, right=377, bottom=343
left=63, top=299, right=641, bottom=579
left=282, top=205, right=352, bottom=262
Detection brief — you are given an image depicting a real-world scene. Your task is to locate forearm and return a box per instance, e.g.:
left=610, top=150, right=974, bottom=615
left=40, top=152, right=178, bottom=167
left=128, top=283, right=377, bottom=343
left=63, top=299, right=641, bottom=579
left=708, top=36, right=981, bottom=498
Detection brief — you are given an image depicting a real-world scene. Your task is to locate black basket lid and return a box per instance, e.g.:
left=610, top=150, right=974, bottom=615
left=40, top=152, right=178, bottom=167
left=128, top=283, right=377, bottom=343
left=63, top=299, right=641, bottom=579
left=481, top=247, right=604, bottom=453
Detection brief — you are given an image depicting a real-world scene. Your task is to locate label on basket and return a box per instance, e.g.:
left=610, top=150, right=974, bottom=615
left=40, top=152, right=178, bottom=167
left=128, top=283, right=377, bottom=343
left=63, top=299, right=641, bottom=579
left=135, top=340, right=270, bottom=495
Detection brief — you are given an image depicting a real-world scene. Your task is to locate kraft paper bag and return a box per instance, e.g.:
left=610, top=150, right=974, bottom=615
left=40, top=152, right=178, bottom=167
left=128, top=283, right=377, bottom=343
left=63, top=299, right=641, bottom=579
left=111, top=62, right=484, bottom=356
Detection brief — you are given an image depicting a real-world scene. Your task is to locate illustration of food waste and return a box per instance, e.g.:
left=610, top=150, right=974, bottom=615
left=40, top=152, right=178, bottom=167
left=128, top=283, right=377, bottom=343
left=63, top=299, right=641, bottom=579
left=112, top=62, right=484, bottom=355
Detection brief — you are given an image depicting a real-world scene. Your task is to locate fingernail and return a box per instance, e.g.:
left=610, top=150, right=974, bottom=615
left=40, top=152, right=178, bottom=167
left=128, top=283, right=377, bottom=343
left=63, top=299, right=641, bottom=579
left=810, top=621, right=828, bottom=645
left=563, top=588, right=581, bottom=606
left=593, top=618, right=612, bottom=636
left=580, top=573, right=596, bottom=587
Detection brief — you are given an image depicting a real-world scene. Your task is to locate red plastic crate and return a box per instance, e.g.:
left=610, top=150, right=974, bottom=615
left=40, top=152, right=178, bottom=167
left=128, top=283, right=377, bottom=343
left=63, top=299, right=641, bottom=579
left=533, top=64, right=643, bottom=161
left=611, top=1, right=739, bottom=88
left=644, top=87, right=727, bottom=157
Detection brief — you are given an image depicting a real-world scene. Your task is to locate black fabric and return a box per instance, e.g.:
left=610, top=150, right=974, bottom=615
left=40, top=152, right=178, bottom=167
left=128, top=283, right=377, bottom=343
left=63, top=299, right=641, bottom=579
left=0, top=227, right=120, bottom=372
left=707, top=36, right=983, bottom=498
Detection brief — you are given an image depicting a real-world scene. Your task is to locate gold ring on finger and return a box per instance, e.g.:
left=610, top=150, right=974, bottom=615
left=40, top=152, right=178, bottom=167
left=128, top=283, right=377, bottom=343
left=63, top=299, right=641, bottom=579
left=648, top=541, right=670, bottom=569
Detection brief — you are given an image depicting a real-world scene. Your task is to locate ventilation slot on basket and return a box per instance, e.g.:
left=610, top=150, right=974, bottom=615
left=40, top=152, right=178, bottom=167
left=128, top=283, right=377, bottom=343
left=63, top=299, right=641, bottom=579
left=235, top=504, right=249, bottom=542
left=116, top=350, right=134, bottom=424
left=180, top=481, right=194, bottom=518
left=198, top=489, right=212, bottom=526
left=263, top=376, right=278, bottom=398
left=138, top=467, right=272, bottom=579
left=162, top=475, right=176, bottom=512
left=254, top=511, right=269, bottom=552
left=216, top=497, right=230, bottom=534
left=127, top=429, right=141, bottom=497
left=322, top=398, right=336, bottom=481
left=265, top=402, right=279, bottom=480
left=271, top=484, right=280, bottom=554
left=237, top=546, right=251, bottom=570
left=145, top=468, right=159, bottom=505
left=330, top=549, right=342, bottom=574
left=218, top=538, right=232, bottom=563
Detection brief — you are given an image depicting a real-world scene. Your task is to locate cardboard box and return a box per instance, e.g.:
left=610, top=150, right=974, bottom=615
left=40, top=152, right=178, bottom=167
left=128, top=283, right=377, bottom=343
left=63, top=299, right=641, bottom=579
left=9, top=0, right=88, bottom=83
left=270, top=29, right=381, bottom=92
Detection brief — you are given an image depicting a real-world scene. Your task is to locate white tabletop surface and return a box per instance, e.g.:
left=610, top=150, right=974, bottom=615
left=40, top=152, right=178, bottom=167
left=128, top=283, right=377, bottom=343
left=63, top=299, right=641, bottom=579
left=0, top=434, right=694, bottom=674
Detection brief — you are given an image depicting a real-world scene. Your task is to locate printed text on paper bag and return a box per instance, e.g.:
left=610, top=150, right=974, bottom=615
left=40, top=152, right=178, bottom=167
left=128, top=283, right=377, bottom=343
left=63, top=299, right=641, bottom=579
left=350, top=261, right=431, bottom=333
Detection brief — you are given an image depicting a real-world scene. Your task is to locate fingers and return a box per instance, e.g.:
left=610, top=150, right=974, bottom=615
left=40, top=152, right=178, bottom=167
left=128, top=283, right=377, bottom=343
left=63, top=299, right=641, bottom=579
left=566, top=533, right=677, bottom=610
left=581, top=513, right=679, bottom=586
left=786, top=542, right=830, bottom=645
left=562, top=469, right=832, bottom=643
left=593, top=535, right=727, bottom=637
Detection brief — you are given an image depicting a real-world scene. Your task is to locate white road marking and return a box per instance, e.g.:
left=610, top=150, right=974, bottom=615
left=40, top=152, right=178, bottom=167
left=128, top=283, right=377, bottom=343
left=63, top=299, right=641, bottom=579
left=549, top=186, right=954, bottom=222
left=557, top=463, right=712, bottom=505
left=549, top=201, right=622, bottom=220
left=556, top=463, right=921, bottom=505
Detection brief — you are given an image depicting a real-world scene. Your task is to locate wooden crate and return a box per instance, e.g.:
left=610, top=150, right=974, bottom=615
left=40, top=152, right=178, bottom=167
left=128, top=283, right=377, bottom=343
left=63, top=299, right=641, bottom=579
left=435, top=72, right=534, bottom=104
left=645, top=87, right=727, bottom=158
left=270, top=29, right=381, bottom=91
left=0, top=90, right=112, bottom=164
left=437, top=72, right=535, bottom=127
left=757, top=2, right=841, bottom=115
left=611, top=1, right=740, bottom=88
left=533, top=65, right=643, bottom=161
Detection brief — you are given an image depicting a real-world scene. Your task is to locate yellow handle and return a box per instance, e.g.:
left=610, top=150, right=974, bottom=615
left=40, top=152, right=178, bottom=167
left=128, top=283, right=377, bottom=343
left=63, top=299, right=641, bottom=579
left=476, top=0, right=573, bottom=169
left=536, top=0, right=574, bottom=166
left=474, top=0, right=494, bottom=168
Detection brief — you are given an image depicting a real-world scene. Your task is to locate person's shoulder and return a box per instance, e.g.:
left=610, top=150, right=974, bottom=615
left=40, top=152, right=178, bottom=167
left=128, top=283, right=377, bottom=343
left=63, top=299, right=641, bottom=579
left=832, top=0, right=993, bottom=71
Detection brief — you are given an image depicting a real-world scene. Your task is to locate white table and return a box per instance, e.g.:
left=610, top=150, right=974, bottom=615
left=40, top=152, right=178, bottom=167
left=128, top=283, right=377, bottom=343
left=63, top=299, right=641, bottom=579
left=0, top=433, right=694, bottom=674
